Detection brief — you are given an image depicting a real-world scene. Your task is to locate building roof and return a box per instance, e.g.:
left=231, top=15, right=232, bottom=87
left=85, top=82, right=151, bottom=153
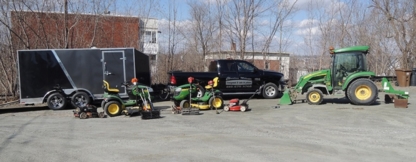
left=207, top=51, right=290, bottom=57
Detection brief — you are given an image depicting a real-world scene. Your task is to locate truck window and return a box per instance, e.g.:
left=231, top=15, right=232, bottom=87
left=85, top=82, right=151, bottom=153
left=236, top=61, right=255, bottom=72
left=208, top=61, right=218, bottom=72
left=218, top=61, right=236, bottom=72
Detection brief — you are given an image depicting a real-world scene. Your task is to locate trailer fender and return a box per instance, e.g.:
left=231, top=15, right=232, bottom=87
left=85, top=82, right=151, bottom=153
left=42, top=90, right=68, bottom=103
left=69, top=89, right=95, bottom=101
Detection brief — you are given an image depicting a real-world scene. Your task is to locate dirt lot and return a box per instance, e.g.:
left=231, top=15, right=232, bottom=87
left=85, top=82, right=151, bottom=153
left=0, top=87, right=415, bottom=162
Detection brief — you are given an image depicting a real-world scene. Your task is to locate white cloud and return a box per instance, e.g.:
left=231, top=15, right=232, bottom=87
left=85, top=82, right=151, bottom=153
left=297, top=19, right=318, bottom=28
left=295, top=26, right=320, bottom=36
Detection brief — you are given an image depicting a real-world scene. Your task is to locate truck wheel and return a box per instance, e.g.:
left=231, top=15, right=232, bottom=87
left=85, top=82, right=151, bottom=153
left=347, top=79, right=378, bottom=105
left=262, top=83, right=279, bottom=99
left=47, top=92, right=67, bottom=110
left=306, top=89, right=324, bottom=105
left=209, top=96, right=224, bottom=109
left=71, top=92, right=91, bottom=108
left=104, top=101, right=122, bottom=117
left=180, top=100, right=191, bottom=109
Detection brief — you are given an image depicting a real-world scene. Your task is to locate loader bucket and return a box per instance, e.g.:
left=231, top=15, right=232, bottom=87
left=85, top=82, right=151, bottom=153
left=279, top=89, right=293, bottom=105
left=381, top=77, right=409, bottom=108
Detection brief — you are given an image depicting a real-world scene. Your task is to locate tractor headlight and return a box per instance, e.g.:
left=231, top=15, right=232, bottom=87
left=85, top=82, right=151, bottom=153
left=175, top=87, right=182, bottom=92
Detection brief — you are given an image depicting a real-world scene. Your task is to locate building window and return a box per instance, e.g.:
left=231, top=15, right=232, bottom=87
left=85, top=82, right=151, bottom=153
left=141, top=31, right=157, bottom=43
left=265, top=61, right=270, bottom=70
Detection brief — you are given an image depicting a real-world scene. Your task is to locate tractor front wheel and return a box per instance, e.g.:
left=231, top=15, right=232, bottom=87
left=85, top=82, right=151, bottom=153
left=180, top=100, right=191, bottom=109
left=347, top=79, right=378, bottom=105
left=104, top=101, right=122, bottom=117
left=306, top=89, right=324, bottom=105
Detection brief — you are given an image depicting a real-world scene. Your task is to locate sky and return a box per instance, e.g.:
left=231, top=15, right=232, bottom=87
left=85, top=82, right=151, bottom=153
left=113, top=0, right=353, bottom=54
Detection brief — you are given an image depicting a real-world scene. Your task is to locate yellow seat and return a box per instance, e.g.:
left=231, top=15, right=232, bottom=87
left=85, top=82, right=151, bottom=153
left=205, top=77, right=219, bottom=90
left=103, top=80, right=120, bottom=93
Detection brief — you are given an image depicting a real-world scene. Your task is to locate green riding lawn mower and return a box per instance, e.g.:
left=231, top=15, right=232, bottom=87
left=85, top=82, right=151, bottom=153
left=101, top=79, right=160, bottom=119
left=171, top=77, right=224, bottom=115
left=280, top=45, right=409, bottom=108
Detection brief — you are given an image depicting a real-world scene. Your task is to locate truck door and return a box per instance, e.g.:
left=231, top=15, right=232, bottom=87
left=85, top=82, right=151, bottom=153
left=102, top=51, right=126, bottom=94
left=235, top=60, right=261, bottom=92
left=218, top=61, right=241, bottom=93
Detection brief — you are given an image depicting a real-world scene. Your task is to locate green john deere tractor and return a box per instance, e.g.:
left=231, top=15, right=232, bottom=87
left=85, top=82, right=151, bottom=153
left=280, top=45, right=409, bottom=106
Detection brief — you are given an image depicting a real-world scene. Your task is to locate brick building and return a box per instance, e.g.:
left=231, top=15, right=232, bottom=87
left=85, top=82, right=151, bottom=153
left=10, top=11, right=140, bottom=49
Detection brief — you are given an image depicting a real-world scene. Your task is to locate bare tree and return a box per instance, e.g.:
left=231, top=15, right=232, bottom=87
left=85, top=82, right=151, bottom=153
left=371, top=0, right=416, bottom=70
left=224, top=0, right=268, bottom=59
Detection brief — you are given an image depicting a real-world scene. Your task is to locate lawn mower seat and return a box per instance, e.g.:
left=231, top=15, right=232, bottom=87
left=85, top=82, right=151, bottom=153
left=103, top=80, right=120, bottom=93
left=205, top=77, right=219, bottom=90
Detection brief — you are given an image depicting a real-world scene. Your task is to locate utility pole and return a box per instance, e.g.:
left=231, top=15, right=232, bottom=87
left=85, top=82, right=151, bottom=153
left=279, top=22, right=283, bottom=73
left=64, top=0, right=68, bottom=49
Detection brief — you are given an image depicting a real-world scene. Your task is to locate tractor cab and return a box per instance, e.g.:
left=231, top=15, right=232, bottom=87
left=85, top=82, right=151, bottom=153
left=330, top=46, right=369, bottom=90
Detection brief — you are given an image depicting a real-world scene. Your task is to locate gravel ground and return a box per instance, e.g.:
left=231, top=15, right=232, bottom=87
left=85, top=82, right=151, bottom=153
left=0, top=87, right=415, bottom=162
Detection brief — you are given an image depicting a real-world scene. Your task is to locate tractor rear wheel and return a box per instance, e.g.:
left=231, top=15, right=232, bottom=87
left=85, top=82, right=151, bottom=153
left=306, top=89, right=324, bottom=105
left=347, top=79, right=378, bottom=105
left=104, top=101, right=122, bottom=117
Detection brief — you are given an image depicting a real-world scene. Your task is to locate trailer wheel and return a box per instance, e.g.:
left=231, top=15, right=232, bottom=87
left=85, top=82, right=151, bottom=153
left=209, top=96, right=224, bottom=109
left=104, top=101, right=122, bottom=117
left=262, top=83, right=279, bottom=99
left=180, top=100, right=190, bottom=109
left=47, top=92, right=67, bottom=110
left=71, top=92, right=91, bottom=108
left=306, top=89, right=324, bottom=105
left=347, top=79, right=378, bottom=105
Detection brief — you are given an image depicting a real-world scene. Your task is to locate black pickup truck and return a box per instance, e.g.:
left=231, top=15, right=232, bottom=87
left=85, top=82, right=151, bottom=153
left=168, top=59, right=285, bottom=99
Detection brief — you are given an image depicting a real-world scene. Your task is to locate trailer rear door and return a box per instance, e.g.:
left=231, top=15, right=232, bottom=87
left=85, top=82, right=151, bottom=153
left=102, top=51, right=126, bottom=94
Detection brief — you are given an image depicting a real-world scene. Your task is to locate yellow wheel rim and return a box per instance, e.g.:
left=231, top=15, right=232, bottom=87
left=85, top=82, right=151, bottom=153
left=355, top=85, right=371, bottom=100
left=183, top=102, right=190, bottom=108
left=108, top=104, right=120, bottom=115
left=213, top=97, right=223, bottom=108
left=308, top=91, right=321, bottom=103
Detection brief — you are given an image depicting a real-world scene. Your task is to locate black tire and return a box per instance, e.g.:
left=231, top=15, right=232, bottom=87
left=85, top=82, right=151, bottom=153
left=262, top=83, right=279, bottom=99
left=345, top=91, right=349, bottom=100
left=101, top=100, right=106, bottom=110
left=306, top=89, right=324, bottom=105
left=180, top=100, right=191, bottom=109
left=47, top=92, right=67, bottom=110
left=347, top=79, right=378, bottom=105
left=104, top=101, right=122, bottom=117
left=71, top=92, right=91, bottom=108
left=209, top=96, right=224, bottom=109
left=158, top=89, right=170, bottom=101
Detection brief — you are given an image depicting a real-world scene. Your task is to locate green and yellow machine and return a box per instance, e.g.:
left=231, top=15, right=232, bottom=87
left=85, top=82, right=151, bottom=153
left=280, top=45, right=409, bottom=107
